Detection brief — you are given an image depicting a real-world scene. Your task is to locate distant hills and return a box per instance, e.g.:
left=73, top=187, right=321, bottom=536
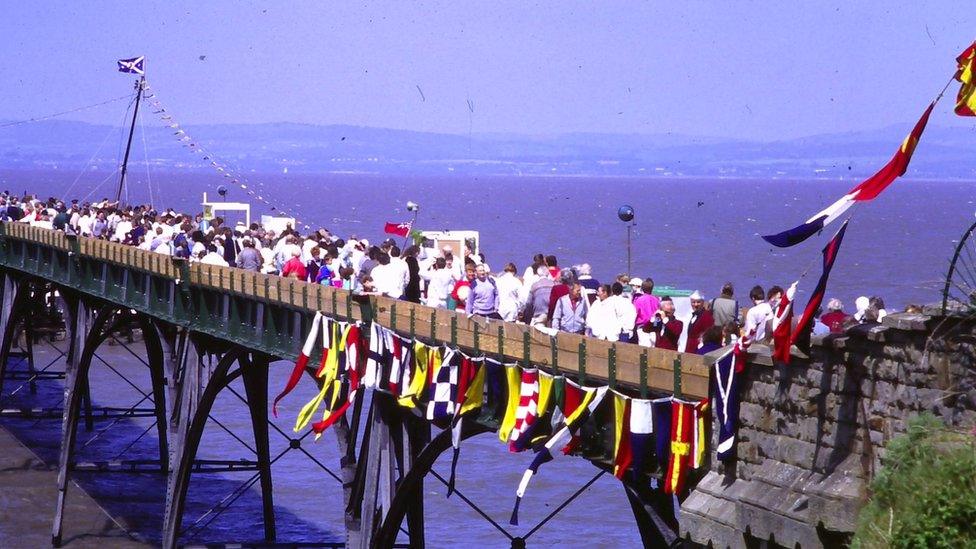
left=0, top=119, right=974, bottom=179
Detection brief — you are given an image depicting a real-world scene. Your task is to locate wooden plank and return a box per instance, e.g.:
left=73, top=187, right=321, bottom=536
left=268, top=278, right=280, bottom=302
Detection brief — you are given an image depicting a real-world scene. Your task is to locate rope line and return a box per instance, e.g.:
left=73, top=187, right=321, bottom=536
left=523, top=470, right=605, bottom=540
left=429, top=468, right=514, bottom=540
left=0, top=94, right=132, bottom=129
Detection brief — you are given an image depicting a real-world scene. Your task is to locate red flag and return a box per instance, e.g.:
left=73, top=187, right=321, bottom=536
left=664, top=399, right=695, bottom=495
left=763, top=103, right=933, bottom=247
left=273, top=312, right=322, bottom=417
left=791, top=220, right=850, bottom=352
left=955, top=42, right=976, bottom=116
left=611, top=392, right=632, bottom=480
left=384, top=221, right=411, bottom=237
left=849, top=102, right=934, bottom=201
left=772, top=282, right=796, bottom=364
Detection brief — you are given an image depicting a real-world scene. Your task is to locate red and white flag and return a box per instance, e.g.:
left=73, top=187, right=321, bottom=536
left=772, top=282, right=797, bottom=364
left=384, top=221, right=412, bottom=237
left=273, top=311, right=323, bottom=417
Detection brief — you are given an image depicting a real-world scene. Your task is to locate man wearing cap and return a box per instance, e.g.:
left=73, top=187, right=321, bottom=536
left=684, top=291, right=715, bottom=353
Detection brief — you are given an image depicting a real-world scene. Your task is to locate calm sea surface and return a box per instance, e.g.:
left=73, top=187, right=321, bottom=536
left=1, top=170, right=974, bottom=546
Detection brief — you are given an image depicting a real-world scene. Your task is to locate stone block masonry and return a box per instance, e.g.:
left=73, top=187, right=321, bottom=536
left=679, top=311, right=976, bottom=549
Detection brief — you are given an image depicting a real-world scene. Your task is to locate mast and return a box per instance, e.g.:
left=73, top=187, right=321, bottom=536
left=116, top=76, right=145, bottom=203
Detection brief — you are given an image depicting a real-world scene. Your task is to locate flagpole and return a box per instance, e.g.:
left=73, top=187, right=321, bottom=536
left=116, top=76, right=145, bottom=203
left=402, top=203, right=419, bottom=249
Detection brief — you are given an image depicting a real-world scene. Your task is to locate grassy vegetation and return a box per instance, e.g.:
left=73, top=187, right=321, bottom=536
left=852, top=413, right=976, bottom=549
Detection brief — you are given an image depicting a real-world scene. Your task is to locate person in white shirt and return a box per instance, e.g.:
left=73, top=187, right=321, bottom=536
left=586, top=285, right=619, bottom=340
left=200, top=245, right=230, bottom=267
left=495, top=262, right=523, bottom=321
left=421, top=257, right=456, bottom=308
left=78, top=210, right=94, bottom=237
left=606, top=282, right=638, bottom=342
left=154, top=234, right=174, bottom=255
left=745, top=285, right=783, bottom=342
left=369, top=252, right=403, bottom=299
left=388, top=246, right=410, bottom=292
left=113, top=218, right=133, bottom=243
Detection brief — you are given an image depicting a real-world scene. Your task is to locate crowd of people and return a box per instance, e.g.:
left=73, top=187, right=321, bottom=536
left=1, top=194, right=910, bottom=354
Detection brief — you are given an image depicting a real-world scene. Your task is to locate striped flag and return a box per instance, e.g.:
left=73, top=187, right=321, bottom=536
left=510, top=385, right=608, bottom=525
left=398, top=341, right=440, bottom=409
left=664, top=399, right=696, bottom=495
left=772, top=282, right=797, bottom=364
left=762, top=103, right=934, bottom=247
left=273, top=312, right=322, bottom=417
left=610, top=393, right=655, bottom=481
left=692, top=399, right=710, bottom=469
left=790, top=220, right=849, bottom=352
left=498, top=363, right=523, bottom=443
left=955, top=42, right=976, bottom=116
left=311, top=323, right=363, bottom=438
left=713, top=330, right=754, bottom=462
left=364, top=322, right=394, bottom=390
left=611, top=392, right=632, bottom=479
left=508, top=368, right=543, bottom=452
left=295, top=319, right=345, bottom=432
left=652, top=397, right=673, bottom=469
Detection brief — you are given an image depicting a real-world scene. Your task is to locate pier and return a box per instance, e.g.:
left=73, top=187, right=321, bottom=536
left=0, top=222, right=708, bottom=548
left=1, top=222, right=975, bottom=548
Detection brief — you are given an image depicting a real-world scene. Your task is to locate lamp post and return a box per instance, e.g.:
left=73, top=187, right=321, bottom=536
left=404, top=201, right=420, bottom=248
left=618, top=205, right=635, bottom=277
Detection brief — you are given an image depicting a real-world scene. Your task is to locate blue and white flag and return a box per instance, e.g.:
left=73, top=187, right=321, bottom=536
left=117, top=56, right=145, bottom=75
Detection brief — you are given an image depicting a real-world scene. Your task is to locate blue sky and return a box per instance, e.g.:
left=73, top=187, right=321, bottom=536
left=2, top=2, right=974, bottom=140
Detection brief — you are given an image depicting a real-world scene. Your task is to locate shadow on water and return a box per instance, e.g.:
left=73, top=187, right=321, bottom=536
left=1, top=348, right=342, bottom=545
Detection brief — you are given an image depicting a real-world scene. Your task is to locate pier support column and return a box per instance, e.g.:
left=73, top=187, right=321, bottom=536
left=356, top=393, right=398, bottom=549
left=241, top=352, right=276, bottom=542
left=161, top=334, right=243, bottom=549
left=0, top=273, right=29, bottom=400
left=373, top=417, right=491, bottom=548
left=51, top=301, right=114, bottom=547
left=139, top=315, right=171, bottom=472
left=623, top=482, right=680, bottom=548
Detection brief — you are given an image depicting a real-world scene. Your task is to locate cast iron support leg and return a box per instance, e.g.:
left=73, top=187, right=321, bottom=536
left=161, top=341, right=242, bottom=549
left=241, top=352, right=276, bottom=543
left=140, top=315, right=170, bottom=472
left=0, top=274, right=27, bottom=401
left=52, top=303, right=111, bottom=547
left=24, top=312, right=36, bottom=394
left=623, top=482, right=679, bottom=548
left=81, top=373, right=94, bottom=432
left=374, top=421, right=492, bottom=548
left=404, top=413, right=430, bottom=549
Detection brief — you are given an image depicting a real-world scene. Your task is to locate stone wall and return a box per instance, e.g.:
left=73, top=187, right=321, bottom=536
left=679, top=311, right=976, bottom=549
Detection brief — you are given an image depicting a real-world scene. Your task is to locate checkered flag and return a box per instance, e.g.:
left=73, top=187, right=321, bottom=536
left=426, top=349, right=458, bottom=421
